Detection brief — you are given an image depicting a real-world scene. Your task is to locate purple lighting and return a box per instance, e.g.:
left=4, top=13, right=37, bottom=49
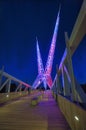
left=32, top=7, right=60, bottom=89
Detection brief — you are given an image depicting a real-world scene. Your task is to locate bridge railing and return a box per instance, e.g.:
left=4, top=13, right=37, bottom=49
left=0, top=91, right=28, bottom=105
left=55, top=93, right=86, bottom=130
left=52, top=0, right=86, bottom=107
left=0, top=67, right=31, bottom=104
left=52, top=1, right=86, bottom=129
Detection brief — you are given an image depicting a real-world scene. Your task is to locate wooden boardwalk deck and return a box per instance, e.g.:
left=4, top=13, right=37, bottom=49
left=0, top=90, right=71, bottom=130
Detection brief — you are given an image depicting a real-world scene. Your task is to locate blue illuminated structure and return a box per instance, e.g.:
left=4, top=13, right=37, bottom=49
left=32, top=7, right=60, bottom=89
left=32, top=38, right=47, bottom=89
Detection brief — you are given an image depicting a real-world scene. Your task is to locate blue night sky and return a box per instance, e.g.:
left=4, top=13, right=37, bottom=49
left=0, top=0, right=86, bottom=85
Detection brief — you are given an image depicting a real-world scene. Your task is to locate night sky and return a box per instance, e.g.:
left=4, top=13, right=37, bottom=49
left=0, top=0, right=86, bottom=86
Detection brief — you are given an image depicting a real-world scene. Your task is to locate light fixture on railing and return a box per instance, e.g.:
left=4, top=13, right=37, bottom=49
left=74, top=116, right=79, bottom=121
left=6, top=94, right=9, bottom=98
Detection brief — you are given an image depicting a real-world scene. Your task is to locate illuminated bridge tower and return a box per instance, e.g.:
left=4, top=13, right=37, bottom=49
left=44, top=7, right=60, bottom=88
left=32, top=7, right=60, bottom=89
left=32, top=38, right=47, bottom=89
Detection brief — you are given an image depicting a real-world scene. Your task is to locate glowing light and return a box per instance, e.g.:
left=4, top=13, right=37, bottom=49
left=6, top=94, right=9, bottom=98
left=38, top=81, right=40, bottom=84
left=74, top=116, right=79, bottom=121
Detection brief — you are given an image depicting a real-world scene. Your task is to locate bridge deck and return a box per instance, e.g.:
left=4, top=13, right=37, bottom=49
left=0, top=90, right=71, bottom=130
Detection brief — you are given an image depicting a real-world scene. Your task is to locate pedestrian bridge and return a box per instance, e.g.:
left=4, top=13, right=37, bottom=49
left=0, top=90, right=71, bottom=130
left=0, top=0, right=86, bottom=130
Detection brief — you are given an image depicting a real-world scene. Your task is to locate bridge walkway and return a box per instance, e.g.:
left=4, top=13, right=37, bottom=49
left=0, top=90, right=71, bottom=130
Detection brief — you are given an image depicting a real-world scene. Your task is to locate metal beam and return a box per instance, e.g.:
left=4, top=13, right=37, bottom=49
left=0, top=66, right=4, bottom=87
left=61, top=65, right=70, bottom=97
left=15, top=83, right=22, bottom=92
left=59, top=0, right=86, bottom=71
left=65, top=32, right=76, bottom=101
left=0, top=71, right=30, bottom=88
left=0, top=79, right=9, bottom=91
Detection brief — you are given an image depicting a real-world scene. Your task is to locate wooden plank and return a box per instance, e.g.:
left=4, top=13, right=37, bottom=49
left=0, top=90, right=71, bottom=130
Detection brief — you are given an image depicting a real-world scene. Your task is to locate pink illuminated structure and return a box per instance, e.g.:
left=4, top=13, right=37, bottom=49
left=32, top=7, right=60, bottom=89
left=32, top=38, right=47, bottom=89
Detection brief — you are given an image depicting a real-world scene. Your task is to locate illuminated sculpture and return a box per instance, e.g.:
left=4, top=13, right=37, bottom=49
left=32, top=7, right=60, bottom=89
left=32, top=38, right=47, bottom=89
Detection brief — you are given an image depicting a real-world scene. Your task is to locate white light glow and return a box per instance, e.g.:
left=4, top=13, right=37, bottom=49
left=38, top=81, right=40, bottom=84
left=6, top=94, right=9, bottom=98
left=74, top=116, right=79, bottom=121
